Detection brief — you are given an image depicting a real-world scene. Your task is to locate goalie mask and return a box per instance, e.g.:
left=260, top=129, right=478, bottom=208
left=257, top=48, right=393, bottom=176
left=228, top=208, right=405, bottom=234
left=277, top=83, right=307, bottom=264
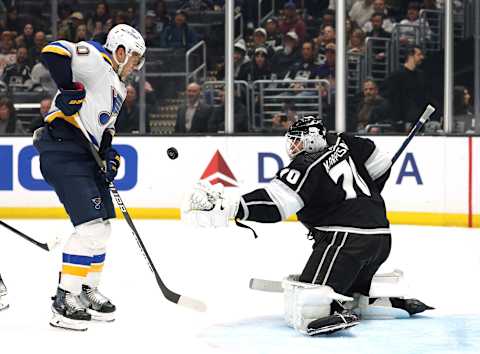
left=286, top=116, right=328, bottom=159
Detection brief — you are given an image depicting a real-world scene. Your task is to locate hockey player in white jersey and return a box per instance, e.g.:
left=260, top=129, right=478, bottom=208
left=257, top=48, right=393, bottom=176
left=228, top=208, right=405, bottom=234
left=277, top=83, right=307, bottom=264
left=33, top=24, right=145, bottom=331
left=0, top=273, right=7, bottom=311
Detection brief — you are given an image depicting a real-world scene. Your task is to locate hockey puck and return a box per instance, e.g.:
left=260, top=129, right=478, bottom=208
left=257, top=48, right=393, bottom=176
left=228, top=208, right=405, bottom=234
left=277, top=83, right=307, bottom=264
left=167, top=147, right=178, bottom=160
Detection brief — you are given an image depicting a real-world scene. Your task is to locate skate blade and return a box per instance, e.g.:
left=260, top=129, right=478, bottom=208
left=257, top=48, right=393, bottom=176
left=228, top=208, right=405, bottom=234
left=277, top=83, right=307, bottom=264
left=50, top=311, right=89, bottom=331
left=307, top=319, right=360, bottom=336
left=88, top=309, right=115, bottom=322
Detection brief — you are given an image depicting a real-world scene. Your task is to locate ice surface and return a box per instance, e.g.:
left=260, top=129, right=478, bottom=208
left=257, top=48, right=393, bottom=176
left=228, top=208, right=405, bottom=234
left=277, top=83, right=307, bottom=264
left=0, top=220, right=479, bottom=354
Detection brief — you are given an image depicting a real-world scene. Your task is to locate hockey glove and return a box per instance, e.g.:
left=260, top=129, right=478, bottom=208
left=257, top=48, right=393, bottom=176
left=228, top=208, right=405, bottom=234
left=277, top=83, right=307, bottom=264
left=55, top=82, right=86, bottom=116
left=104, top=147, right=121, bottom=183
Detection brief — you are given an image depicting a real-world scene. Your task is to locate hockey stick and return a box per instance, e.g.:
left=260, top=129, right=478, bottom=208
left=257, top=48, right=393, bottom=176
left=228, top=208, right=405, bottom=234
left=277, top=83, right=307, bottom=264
left=0, top=220, right=60, bottom=251
left=391, top=104, right=435, bottom=164
left=74, top=116, right=206, bottom=312
left=249, top=105, right=436, bottom=293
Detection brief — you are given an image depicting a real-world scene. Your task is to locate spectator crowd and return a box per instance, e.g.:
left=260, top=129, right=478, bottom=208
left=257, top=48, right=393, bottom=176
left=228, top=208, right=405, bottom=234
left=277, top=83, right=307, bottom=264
left=0, top=0, right=475, bottom=135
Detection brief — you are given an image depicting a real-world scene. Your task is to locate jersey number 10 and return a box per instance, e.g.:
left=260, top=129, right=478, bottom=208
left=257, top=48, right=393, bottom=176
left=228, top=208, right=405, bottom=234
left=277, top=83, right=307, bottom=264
left=328, top=157, right=371, bottom=200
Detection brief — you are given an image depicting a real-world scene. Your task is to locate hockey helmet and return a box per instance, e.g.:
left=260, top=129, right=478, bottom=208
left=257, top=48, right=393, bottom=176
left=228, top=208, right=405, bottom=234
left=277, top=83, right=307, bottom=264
left=286, top=116, right=328, bottom=158
left=105, top=24, right=146, bottom=76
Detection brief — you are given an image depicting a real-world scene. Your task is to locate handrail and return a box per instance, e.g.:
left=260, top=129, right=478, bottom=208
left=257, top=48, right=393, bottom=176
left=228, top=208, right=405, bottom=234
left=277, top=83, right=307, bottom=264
left=185, top=40, right=207, bottom=88
left=234, top=12, right=244, bottom=43
left=258, top=0, right=275, bottom=26
left=364, top=37, right=391, bottom=79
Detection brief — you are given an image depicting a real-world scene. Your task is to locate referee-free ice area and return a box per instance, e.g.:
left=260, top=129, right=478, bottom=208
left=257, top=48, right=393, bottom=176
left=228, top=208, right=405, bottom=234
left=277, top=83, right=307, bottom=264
left=0, top=220, right=479, bottom=354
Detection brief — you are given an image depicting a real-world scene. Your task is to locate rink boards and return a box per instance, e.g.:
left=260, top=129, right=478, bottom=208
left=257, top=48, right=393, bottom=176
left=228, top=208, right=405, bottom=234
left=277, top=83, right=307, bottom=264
left=0, top=135, right=478, bottom=227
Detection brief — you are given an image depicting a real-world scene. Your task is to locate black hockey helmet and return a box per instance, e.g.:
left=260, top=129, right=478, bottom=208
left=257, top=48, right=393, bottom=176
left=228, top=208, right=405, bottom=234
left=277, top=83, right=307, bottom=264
left=286, top=116, right=327, bottom=158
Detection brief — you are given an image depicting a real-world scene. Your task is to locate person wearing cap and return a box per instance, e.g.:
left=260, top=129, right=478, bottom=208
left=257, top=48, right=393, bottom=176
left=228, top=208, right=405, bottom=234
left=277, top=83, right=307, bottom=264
left=279, top=2, right=306, bottom=44
left=159, top=9, right=200, bottom=49
left=238, top=46, right=272, bottom=82
left=248, top=28, right=274, bottom=59
left=216, top=39, right=250, bottom=80
left=271, top=31, right=301, bottom=79
left=265, top=17, right=282, bottom=48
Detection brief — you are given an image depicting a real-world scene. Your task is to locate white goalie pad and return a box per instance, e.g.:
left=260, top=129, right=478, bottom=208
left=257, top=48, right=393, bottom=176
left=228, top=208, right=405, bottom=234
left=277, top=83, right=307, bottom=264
left=345, top=269, right=411, bottom=320
left=282, top=275, right=353, bottom=332
left=370, top=269, right=408, bottom=298
left=181, top=182, right=239, bottom=228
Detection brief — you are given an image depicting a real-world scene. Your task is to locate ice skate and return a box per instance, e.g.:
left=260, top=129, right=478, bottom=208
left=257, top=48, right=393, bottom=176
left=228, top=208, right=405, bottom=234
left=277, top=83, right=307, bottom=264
left=80, top=285, right=116, bottom=322
left=50, top=287, right=91, bottom=331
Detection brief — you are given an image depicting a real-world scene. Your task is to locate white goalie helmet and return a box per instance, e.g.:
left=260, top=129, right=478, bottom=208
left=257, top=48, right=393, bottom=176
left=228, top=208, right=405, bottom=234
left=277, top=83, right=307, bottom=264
left=286, top=116, right=328, bottom=159
left=105, top=24, right=146, bottom=75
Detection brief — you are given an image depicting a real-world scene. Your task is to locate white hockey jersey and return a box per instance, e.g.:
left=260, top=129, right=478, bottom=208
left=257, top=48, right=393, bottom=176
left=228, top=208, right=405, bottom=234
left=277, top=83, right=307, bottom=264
left=42, top=40, right=126, bottom=147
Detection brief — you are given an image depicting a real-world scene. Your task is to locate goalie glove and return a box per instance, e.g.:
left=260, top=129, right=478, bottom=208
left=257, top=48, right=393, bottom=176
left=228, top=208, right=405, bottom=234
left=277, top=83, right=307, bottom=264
left=182, top=182, right=240, bottom=228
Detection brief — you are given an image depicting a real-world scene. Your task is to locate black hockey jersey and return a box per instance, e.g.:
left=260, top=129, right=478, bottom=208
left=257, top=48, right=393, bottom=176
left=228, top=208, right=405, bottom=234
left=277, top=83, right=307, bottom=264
left=237, top=133, right=392, bottom=234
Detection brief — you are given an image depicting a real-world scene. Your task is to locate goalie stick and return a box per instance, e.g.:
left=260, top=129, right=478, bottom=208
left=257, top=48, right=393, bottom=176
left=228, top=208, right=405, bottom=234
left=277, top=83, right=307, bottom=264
left=0, top=220, right=59, bottom=251
left=249, top=105, right=436, bottom=293
left=74, top=116, right=206, bottom=312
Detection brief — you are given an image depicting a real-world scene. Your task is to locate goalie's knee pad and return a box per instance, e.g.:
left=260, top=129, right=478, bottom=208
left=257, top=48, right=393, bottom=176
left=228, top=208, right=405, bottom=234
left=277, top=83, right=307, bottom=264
left=282, top=275, right=353, bottom=333
left=64, top=219, right=111, bottom=255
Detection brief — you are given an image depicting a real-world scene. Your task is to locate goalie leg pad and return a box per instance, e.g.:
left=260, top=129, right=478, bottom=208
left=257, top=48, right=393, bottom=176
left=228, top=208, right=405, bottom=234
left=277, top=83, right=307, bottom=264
left=282, top=275, right=353, bottom=333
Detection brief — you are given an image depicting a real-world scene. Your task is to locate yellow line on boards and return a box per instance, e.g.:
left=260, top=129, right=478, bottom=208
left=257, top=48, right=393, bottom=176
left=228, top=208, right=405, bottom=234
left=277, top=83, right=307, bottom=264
left=0, top=208, right=477, bottom=228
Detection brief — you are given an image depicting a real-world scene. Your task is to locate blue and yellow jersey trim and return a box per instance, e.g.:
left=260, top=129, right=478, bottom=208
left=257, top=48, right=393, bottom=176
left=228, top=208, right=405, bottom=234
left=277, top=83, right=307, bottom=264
left=41, top=41, right=72, bottom=58
left=44, top=110, right=80, bottom=128
left=87, top=40, right=113, bottom=67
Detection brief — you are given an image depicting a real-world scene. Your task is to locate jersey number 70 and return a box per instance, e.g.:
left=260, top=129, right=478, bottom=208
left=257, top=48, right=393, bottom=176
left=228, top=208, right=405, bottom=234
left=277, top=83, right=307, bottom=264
left=328, top=157, right=371, bottom=200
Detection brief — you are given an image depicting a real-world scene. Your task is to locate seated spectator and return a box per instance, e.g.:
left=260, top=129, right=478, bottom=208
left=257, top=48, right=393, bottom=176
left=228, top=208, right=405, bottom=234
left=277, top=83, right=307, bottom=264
left=319, top=9, right=336, bottom=28
left=363, top=0, right=396, bottom=33
left=17, top=23, right=35, bottom=50
left=116, top=85, right=150, bottom=133
left=314, top=25, right=336, bottom=59
left=74, top=24, right=90, bottom=42
left=271, top=102, right=298, bottom=133
left=125, top=6, right=138, bottom=28
left=155, top=0, right=172, bottom=34
left=383, top=44, right=428, bottom=132
left=279, top=2, right=306, bottom=44
left=0, top=97, right=25, bottom=134
left=271, top=31, right=301, bottom=79
left=29, top=31, right=47, bottom=66
left=175, top=82, right=212, bottom=133
left=208, top=88, right=248, bottom=133
left=159, top=10, right=199, bottom=49
left=180, top=0, right=213, bottom=12
left=317, top=43, right=336, bottom=84
left=248, top=28, right=274, bottom=59
left=218, top=39, right=250, bottom=80
left=145, top=11, right=160, bottom=46
left=397, top=2, right=431, bottom=45
left=29, top=96, right=52, bottom=133
left=31, top=59, right=56, bottom=96
left=453, top=86, right=473, bottom=116
left=349, top=0, right=375, bottom=28
left=0, top=31, right=17, bottom=76
left=238, top=46, right=272, bottom=82
left=352, top=79, right=390, bottom=132
left=366, top=13, right=392, bottom=39
left=348, top=28, right=366, bottom=54
left=265, top=18, right=282, bottom=49
left=284, top=41, right=319, bottom=83
left=1, top=46, right=32, bottom=91
left=87, top=1, right=111, bottom=35
left=59, top=12, right=86, bottom=42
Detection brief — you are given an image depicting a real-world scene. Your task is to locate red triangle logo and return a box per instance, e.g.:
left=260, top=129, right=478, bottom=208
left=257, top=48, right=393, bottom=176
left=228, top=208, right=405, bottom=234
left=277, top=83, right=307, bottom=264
left=200, top=150, right=238, bottom=187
